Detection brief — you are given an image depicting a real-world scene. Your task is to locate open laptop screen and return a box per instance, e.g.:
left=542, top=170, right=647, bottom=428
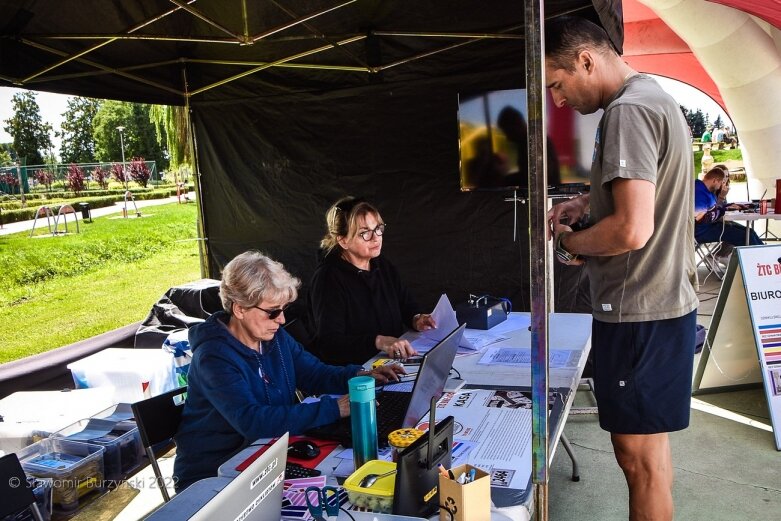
left=401, top=324, right=465, bottom=427
left=190, top=433, right=288, bottom=521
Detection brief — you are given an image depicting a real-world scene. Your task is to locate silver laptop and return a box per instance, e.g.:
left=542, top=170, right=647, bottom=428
left=190, top=433, right=288, bottom=521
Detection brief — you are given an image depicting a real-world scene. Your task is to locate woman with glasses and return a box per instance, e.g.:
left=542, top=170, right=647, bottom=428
left=173, top=250, right=403, bottom=491
left=310, top=196, right=436, bottom=366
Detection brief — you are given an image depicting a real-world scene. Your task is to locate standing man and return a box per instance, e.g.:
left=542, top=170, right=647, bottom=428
left=545, top=16, right=698, bottom=521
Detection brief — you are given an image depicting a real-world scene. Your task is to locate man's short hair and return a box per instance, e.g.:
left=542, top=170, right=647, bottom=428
left=703, top=167, right=726, bottom=182
left=545, top=16, right=616, bottom=72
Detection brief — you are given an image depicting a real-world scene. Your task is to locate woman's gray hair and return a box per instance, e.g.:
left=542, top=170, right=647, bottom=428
left=219, top=250, right=300, bottom=313
left=320, top=196, right=384, bottom=253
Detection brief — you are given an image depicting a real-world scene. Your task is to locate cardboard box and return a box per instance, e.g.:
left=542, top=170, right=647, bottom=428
left=438, top=464, right=490, bottom=521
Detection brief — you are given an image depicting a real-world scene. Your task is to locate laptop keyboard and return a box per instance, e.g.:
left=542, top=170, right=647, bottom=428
left=285, top=462, right=321, bottom=479
left=376, top=391, right=413, bottom=443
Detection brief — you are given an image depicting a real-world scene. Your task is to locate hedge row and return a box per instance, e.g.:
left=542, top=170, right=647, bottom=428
left=0, top=184, right=192, bottom=210
left=0, top=188, right=187, bottom=225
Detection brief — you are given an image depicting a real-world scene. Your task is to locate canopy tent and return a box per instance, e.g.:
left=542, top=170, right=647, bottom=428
left=0, top=0, right=621, bottom=313
left=624, top=0, right=781, bottom=195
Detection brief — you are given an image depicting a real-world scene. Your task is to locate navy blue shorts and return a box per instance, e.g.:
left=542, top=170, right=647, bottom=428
left=592, top=310, right=696, bottom=434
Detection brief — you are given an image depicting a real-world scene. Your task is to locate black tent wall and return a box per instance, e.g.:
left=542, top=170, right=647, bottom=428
left=193, top=67, right=533, bottom=314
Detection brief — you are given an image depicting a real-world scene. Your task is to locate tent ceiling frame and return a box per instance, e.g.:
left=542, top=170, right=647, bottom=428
left=12, top=33, right=526, bottom=100
left=20, top=0, right=198, bottom=84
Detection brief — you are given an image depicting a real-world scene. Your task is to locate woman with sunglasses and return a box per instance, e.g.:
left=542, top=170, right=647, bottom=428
left=174, top=250, right=403, bottom=491
left=310, top=196, right=436, bottom=366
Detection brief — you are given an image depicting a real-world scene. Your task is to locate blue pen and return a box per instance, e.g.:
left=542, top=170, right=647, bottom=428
left=468, top=469, right=476, bottom=483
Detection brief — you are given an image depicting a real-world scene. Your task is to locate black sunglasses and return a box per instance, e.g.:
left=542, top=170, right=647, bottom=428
left=251, top=304, right=288, bottom=319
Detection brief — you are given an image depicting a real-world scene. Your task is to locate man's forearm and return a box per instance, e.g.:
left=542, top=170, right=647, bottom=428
left=562, top=213, right=649, bottom=257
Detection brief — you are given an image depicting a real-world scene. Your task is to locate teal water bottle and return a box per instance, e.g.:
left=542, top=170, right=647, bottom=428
left=348, top=375, right=378, bottom=470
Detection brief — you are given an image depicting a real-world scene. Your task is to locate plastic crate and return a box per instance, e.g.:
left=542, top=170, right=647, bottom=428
left=51, top=418, right=143, bottom=483
left=90, top=402, right=135, bottom=423
left=16, top=438, right=105, bottom=512
left=0, top=389, right=115, bottom=454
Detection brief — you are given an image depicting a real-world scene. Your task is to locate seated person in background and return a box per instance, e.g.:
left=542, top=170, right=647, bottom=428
left=173, top=250, right=403, bottom=491
left=694, top=166, right=763, bottom=250
left=309, top=197, right=436, bottom=365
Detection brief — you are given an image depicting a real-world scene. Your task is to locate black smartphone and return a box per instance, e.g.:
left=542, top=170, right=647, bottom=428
left=403, top=356, right=424, bottom=364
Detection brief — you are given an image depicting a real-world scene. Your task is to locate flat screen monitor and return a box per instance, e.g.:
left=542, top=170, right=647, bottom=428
left=458, top=88, right=600, bottom=192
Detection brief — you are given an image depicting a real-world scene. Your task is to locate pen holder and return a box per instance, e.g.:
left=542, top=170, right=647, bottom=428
left=439, top=464, right=490, bottom=521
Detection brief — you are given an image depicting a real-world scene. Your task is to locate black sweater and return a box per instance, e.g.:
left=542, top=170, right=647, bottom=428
left=309, top=251, right=421, bottom=365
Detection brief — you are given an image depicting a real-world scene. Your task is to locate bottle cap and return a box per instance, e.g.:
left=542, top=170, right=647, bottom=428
left=348, top=375, right=375, bottom=403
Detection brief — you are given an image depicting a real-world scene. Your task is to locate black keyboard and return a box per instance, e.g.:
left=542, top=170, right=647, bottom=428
left=304, top=390, right=413, bottom=447
left=376, top=391, right=412, bottom=442
left=285, top=462, right=321, bottom=479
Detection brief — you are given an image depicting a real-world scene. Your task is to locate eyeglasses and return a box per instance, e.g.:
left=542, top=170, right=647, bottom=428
left=358, top=224, right=385, bottom=241
left=251, top=304, right=288, bottom=319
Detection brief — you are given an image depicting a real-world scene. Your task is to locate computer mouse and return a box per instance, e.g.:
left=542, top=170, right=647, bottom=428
left=288, top=440, right=320, bottom=460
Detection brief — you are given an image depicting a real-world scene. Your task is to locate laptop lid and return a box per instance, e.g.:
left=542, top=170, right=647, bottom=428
left=400, top=324, right=465, bottom=428
left=191, top=433, right=288, bottom=521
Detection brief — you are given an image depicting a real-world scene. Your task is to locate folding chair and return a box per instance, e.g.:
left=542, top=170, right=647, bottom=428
left=0, top=453, right=45, bottom=521
left=131, top=386, right=187, bottom=502
left=695, top=240, right=726, bottom=280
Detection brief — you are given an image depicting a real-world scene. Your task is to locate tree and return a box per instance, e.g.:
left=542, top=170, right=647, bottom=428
left=92, top=166, right=110, bottom=190
left=680, top=105, right=708, bottom=139
left=0, top=143, right=16, bottom=165
left=149, top=105, right=192, bottom=169
left=0, top=148, right=12, bottom=167
left=60, top=97, right=101, bottom=163
left=2, top=92, right=52, bottom=165
left=66, top=164, right=85, bottom=195
left=712, top=114, right=723, bottom=130
left=93, top=100, right=168, bottom=170
left=129, top=157, right=151, bottom=187
left=34, top=169, right=55, bottom=191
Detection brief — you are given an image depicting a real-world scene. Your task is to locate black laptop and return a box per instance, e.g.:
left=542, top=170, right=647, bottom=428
left=307, top=323, right=465, bottom=447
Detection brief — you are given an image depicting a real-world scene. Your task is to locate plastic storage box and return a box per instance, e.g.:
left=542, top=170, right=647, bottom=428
left=0, top=389, right=115, bottom=454
left=16, top=438, right=105, bottom=512
left=51, top=418, right=143, bottom=483
left=67, top=348, right=177, bottom=403
left=343, top=460, right=396, bottom=513
left=91, top=402, right=135, bottom=423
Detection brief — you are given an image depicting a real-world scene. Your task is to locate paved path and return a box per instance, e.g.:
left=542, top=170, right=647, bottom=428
left=0, top=192, right=195, bottom=237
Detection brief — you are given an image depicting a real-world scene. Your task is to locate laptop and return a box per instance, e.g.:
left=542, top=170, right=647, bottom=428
left=190, top=433, right=288, bottom=521
left=307, top=324, right=465, bottom=447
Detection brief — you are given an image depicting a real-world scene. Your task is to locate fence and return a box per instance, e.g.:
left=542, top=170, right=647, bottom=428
left=0, top=160, right=163, bottom=193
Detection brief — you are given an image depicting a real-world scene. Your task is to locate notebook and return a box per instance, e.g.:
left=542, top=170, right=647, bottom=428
left=190, top=433, right=288, bottom=521
left=307, top=324, right=465, bottom=447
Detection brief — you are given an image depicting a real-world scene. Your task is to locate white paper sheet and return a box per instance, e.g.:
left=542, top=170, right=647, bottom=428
left=417, top=389, right=533, bottom=489
left=477, top=347, right=581, bottom=368
left=419, top=294, right=475, bottom=350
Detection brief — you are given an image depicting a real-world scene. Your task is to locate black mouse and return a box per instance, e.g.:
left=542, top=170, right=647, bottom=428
left=288, top=440, right=320, bottom=460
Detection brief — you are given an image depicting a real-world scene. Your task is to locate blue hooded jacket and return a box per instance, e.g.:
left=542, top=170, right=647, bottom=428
left=173, top=311, right=362, bottom=489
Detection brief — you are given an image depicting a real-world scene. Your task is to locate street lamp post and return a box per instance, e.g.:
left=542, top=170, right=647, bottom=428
left=116, top=126, right=127, bottom=189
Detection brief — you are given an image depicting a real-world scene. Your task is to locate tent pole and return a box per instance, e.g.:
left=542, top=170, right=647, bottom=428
left=182, top=66, right=210, bottom=279
left=526, top=0, right=550, bottom=520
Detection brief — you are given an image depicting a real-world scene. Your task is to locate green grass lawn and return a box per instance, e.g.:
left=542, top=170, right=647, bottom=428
left=693, top=148, right=743, bottom=176
left=0, top=203, right=202, bottom=363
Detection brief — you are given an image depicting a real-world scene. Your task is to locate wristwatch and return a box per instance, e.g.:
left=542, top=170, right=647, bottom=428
left=554, top=232, right=579, bottom=263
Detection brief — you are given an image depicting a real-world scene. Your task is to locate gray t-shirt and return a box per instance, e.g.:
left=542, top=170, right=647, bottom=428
left=587, top=74, right=698, bottom=322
